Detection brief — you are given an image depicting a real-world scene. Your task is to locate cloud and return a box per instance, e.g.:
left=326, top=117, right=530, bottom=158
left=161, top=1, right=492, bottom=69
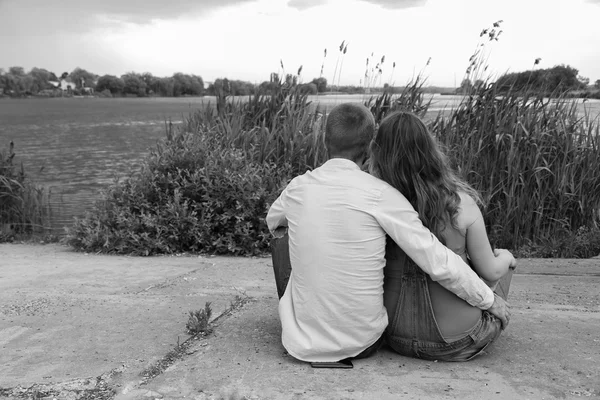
left=0, top=0, right=257, bottom=27
left=287, top=0, right=425, bottom=11
left=287, top=0, right=328, bottom=10
left=358, top=0, right=427, bottom=9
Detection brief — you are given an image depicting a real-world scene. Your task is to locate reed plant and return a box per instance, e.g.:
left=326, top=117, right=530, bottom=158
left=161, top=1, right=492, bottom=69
left=365, top=71, right=432, bottom=122
left=0, top=141, right=53, bottom=240
left=431, top=84, right=600, bottom=255
left=184, top=81, right=327, bottom=173
left=424, top=20, right=599, bottom=255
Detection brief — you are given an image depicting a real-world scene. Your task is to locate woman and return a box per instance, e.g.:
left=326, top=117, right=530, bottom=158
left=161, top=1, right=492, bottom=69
left=369, top=111, right=516, bottom=362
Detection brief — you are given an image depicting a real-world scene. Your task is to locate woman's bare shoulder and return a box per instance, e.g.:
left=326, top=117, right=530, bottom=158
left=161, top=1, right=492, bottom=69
left=456, top=191, right=481, bottom=227
left=457, top=191, right=477, bottom=205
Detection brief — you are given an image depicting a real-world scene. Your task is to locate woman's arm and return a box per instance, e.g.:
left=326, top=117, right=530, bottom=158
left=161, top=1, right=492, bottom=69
left=464, top=201, right=515, bottom=283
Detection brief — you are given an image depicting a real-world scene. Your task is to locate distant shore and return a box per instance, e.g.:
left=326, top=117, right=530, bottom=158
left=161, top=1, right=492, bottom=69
left=2, top=89, right=600, bottom=101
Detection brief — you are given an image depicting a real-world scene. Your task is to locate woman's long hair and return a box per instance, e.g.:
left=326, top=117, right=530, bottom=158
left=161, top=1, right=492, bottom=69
left=370, top=111, right=481, bottom=243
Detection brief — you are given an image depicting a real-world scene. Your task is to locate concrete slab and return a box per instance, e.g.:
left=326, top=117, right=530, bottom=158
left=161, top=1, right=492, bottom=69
left=138, top=271, right=600, bottom=400
left=0, top=244, right=598, bottom=399
left=0, top=244, right=273, bottom=388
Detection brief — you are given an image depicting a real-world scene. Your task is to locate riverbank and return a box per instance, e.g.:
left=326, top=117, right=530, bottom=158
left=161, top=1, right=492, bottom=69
left=0, top=243, right=598, bottom=399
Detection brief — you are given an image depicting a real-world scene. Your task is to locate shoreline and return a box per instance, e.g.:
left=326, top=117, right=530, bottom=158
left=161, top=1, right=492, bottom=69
left=2, top=91, right=600, bottom=101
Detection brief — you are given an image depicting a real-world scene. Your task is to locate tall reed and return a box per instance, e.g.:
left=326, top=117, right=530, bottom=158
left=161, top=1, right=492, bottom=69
left=365, top=71, right=432, bottom=121
left=183, top=81, right=327, bottom=174
left=424, top=20, right=600, bottom=253
left=431, top=85, right=600, bottom=252
left=0, top=141, right=53, bottom=239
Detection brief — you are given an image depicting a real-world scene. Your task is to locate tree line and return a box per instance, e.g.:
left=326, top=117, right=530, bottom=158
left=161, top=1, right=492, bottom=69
left=458, top=65, right=598, bottom=95
left=0, top=67, right=207, bottom=97
left=1, top=64, right=597, bottom=98
left=0, top=65, right=361, bottom=98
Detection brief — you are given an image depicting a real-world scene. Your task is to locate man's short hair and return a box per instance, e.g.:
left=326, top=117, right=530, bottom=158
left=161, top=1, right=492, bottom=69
left=325, top=103, right=376, bottom=162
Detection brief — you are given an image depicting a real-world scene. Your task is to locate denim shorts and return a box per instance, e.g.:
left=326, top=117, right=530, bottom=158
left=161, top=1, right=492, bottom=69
left=384, top=243, right=504, bottom=362
left=386, top=309, right=502, bottom=362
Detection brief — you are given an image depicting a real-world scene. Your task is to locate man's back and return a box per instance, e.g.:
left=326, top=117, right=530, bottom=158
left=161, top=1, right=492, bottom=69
left=267, top=158, right=390, bottom=362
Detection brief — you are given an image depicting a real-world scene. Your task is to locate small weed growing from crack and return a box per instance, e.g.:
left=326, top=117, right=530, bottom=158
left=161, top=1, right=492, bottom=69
left=231, top=295, right=245, bottom=309
left=139, top=296, right=251, bottom=384
left=186, top=302, right=213, bottom=336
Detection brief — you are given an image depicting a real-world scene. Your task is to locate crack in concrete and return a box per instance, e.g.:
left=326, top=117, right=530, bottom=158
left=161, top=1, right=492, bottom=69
left=131, top=268, right=203, bottom=295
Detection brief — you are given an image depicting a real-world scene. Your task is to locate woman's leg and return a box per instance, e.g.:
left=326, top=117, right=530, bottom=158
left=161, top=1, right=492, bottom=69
left=480, top=262, right=515, bottom=297
left=435, top=267, right=515, bottom=361
left=385, top=244, right=508, bottom=362
left=493, top=268, right=514, bottom=300
left=423, top=269, right=515, bottom=361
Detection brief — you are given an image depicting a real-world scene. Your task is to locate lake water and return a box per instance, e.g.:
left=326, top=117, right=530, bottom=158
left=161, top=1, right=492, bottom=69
left=1, top=95, right=599, bottom=232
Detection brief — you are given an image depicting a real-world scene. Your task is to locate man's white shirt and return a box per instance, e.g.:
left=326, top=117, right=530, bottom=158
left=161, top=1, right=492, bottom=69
left=266, top=158, right=494, bottom=362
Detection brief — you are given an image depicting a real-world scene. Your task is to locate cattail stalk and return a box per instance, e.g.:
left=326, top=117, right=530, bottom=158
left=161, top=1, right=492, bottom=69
left=331, top=40, right=345, bottom=92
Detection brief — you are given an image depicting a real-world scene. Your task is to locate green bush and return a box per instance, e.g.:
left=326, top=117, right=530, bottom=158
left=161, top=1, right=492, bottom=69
left=66, top=123, right=288, bottom=255
left=97, top=89, right=113, bottom=98
left=66, top=83, right=321, bottom=256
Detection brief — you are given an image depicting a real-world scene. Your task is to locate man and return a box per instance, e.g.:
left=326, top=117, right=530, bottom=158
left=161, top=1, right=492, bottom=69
left=266, top=103, right=509, bottom=363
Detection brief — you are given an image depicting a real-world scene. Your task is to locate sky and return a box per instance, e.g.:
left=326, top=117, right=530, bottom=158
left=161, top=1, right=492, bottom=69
left=1, top=0, right=599, bottom=87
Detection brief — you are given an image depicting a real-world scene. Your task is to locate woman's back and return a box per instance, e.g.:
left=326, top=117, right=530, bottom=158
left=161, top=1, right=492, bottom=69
left=384, top=191, right=482, bottom=342
left=428, top=192, right=481, bottom=341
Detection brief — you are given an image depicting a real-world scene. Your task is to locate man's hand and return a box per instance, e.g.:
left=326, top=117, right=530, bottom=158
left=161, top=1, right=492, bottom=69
left=273, top=226, right=288, bottom=239
left=487, top=293, right=511, bottom=329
